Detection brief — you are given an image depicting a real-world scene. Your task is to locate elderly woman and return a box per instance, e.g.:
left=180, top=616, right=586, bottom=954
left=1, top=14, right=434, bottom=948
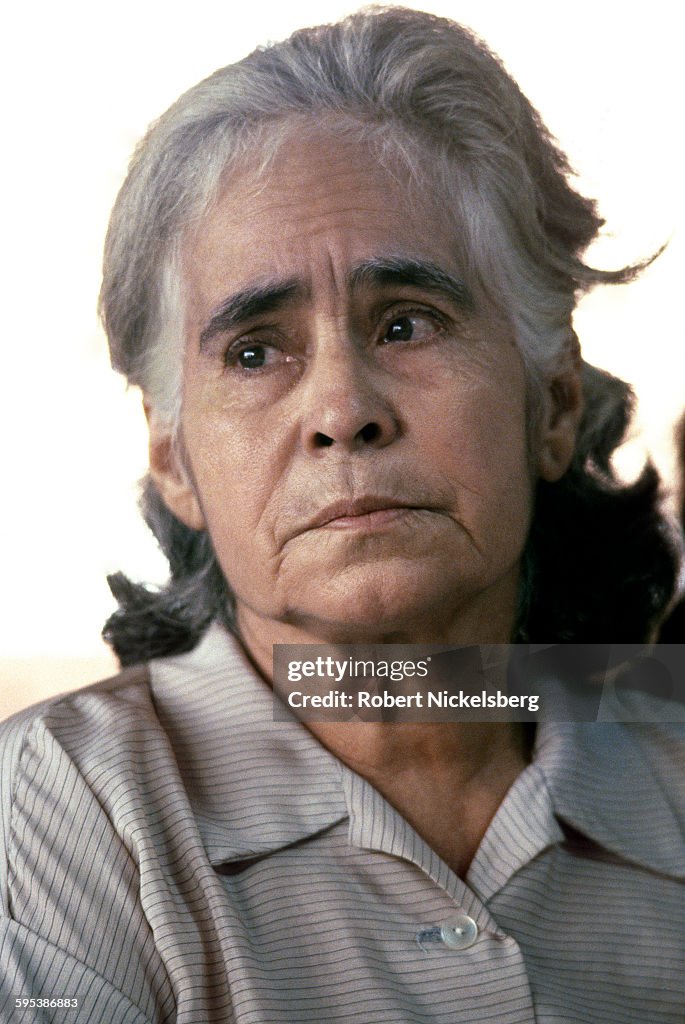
left=1, top=9, right=682, bottom=1023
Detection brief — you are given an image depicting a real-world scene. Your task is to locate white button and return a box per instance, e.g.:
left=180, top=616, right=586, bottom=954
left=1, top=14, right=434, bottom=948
left=440, top=914, right=478, bottom=950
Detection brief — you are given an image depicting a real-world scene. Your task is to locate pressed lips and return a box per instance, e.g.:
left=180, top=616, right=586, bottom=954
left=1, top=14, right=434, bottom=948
left=304, top=497, right=425, bottom=531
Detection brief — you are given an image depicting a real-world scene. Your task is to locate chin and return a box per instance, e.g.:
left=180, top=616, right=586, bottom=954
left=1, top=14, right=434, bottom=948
left=282, top=561, right=494, bottom=643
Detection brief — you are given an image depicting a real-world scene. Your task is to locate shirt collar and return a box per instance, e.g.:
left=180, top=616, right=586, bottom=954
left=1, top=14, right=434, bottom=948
left=534, top=710, right=685, bottom=879
left=149, top=626, right=685, bottom=878
left=149, top=624, right=347, bottom=866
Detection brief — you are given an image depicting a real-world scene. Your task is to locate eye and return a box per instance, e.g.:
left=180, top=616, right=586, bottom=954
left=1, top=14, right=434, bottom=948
left=237, top=344, right=269, bottom=369
left=382, top=312, right=443, bottom=344
left=225, top=340, right=292, bottom=372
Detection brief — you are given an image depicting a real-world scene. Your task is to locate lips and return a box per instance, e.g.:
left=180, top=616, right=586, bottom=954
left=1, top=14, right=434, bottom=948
left=304, top=497, right=423, bottom=531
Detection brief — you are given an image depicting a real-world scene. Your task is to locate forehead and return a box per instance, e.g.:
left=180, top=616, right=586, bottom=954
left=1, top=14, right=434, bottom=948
left=181, top=135, right=467, bottom=312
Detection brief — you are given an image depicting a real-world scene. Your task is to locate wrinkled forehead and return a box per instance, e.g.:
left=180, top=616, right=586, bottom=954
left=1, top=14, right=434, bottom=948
left=178, top=129, right=514, bottom=348
left=184, top=136, right=462, bottom=303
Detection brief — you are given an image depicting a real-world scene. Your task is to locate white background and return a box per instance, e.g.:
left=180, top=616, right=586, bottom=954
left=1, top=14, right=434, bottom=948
left=0, top=1, right=682, bottom=713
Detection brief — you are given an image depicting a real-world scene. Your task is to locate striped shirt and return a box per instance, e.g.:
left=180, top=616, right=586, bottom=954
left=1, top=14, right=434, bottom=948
left=1, top=625, right=684, bottom=1023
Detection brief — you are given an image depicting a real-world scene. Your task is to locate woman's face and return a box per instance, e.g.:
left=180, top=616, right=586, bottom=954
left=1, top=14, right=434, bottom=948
left=150, top=136, right=575, bottom=645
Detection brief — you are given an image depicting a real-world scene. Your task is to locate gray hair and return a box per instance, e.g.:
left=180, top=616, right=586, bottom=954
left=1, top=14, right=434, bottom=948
left=100, top=5, right=645, bottom=428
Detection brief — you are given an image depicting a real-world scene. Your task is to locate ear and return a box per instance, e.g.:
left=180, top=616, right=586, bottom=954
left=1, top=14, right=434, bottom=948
left=144, top=399, right=206, bottom=531
left=536, top=352, right=584, bottom=483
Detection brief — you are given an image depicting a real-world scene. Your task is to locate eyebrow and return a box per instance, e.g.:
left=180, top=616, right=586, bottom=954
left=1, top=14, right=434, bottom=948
left=199, top=279, right=304, bottom=349
left=348, top=256, right=474, bottom=311
left=198, top=256, right=473, bottom=349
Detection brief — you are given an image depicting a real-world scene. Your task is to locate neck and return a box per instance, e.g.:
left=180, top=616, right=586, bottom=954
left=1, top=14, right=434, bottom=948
left=306, top=717, right=531, bottom=877
left=235, top=588, right=528, bottom=877
left=237, top=608, right=529, bottom=878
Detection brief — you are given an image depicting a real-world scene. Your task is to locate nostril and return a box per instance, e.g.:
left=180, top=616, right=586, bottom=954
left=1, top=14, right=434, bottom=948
left=358, top=422, right=381, bottom=443
left=311, top=421, right=385, bottom=450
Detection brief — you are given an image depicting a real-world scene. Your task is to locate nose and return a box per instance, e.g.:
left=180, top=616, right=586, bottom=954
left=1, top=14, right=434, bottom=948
left=300, top=343, right=401, bottom=454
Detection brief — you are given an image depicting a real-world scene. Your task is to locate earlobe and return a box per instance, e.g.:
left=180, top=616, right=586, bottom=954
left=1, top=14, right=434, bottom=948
left=537, top=365, right=584, bottom=483
left=144, top=400, right=206, bottom=531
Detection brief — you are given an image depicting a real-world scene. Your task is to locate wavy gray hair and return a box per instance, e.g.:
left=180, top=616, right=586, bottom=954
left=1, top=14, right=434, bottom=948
left=100, top=6, right=676, bottom=663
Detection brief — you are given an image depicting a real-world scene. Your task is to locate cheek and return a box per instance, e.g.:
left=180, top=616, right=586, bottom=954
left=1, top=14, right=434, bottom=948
left=181, top=403, right=291, bottom=594
left=427, top=376, right=530, bottom=483
left=183, top=371, right=268, bottom=511
left=191, top=432, right=273, bottom=534
left=423, top=375, right=533, bottom=546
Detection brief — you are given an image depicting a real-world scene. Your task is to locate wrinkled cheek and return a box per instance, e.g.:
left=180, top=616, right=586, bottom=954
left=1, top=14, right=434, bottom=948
left=200, top=488, right=291, bottom=613
left=205, top=519, right=274, bottom=610
left=488, top=465, right=535, bottom=568
left=471, top=419, right=535, bottom=569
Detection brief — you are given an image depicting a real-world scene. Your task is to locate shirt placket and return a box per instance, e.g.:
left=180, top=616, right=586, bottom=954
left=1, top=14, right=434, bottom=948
left=340, top=765, right=539, bottom=1023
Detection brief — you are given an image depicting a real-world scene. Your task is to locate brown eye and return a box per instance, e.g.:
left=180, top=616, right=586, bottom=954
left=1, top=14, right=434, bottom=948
left=385, top=316, right=415, bottom=342
left=226, top=339, right=296, bottom=374
left=382, top=313, right=441, bottom=345
left=237, top=345, right=267, bottom=369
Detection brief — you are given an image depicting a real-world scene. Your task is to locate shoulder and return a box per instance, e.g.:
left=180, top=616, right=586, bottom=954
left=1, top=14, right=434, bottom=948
left=0, top=625, right=246, bottom=896
left=536, top=684, right=685, bottom=877
left=0, top=660, right=184, bottom=1017
left=0, top=664, right=156, bottom=908
left=0, top=660, right=152, bottom=754
left=0, top=663, right=186, bottom=1018
left=0, top=661, right=152, bottom=743
left=0, top=662, right=153, bottom=779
